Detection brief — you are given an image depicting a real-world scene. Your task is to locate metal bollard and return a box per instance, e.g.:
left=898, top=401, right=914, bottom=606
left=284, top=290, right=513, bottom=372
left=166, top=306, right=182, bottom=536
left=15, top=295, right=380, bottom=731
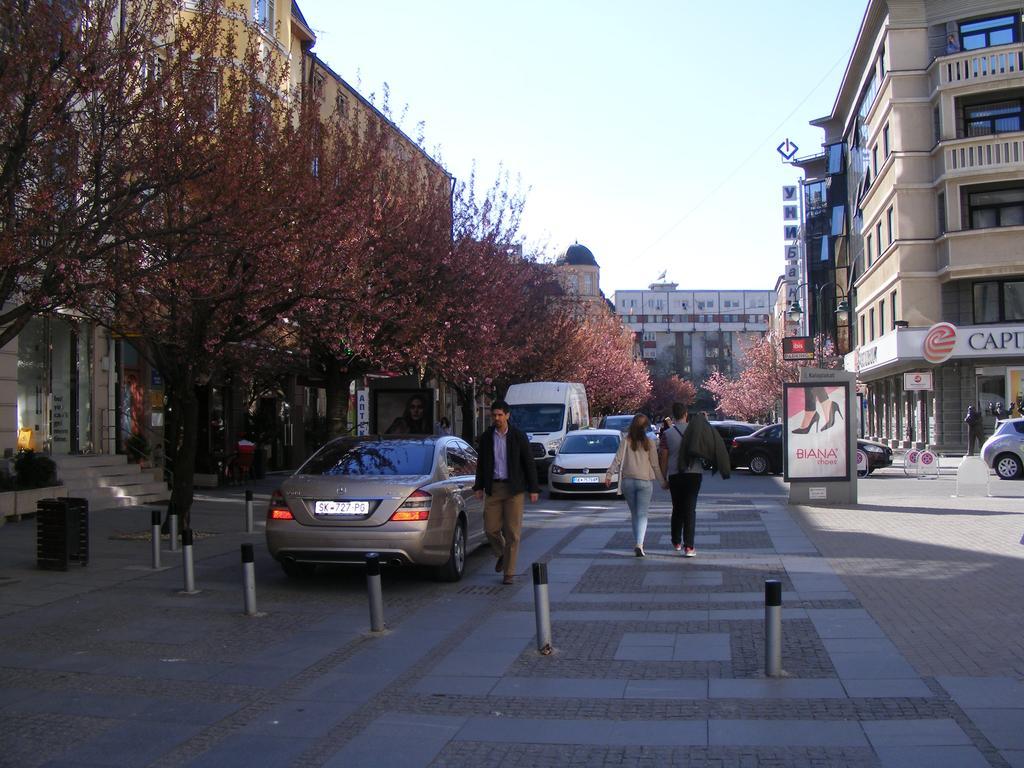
left=181, top=528, right=197, bottom=594
left=365, top=552, right=384, bottom=632
left=532, top=562, right=553, bottom=655
left=151, top=509, right=162, bottom=569
left=244, top=490, right=254, bottom=534
left=169, top=512, right=180, bottom=552
left=765, top=579, right=782, bottom=677
left=241, top=544, right=257, bottom=615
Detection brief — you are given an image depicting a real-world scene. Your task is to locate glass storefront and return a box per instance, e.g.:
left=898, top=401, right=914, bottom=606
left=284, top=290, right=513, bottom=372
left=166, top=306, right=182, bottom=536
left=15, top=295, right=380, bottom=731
left=16, top=315, right=94, bottom=454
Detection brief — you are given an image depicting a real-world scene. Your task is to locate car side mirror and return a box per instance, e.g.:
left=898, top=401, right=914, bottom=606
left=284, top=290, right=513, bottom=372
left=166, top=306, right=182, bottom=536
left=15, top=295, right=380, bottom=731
left=568, top=423, right=579, bottom=432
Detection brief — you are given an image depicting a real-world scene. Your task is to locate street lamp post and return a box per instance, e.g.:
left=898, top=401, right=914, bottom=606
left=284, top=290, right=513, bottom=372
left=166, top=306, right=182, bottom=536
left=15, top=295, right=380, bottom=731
left=786, top=281, right=849, bottom=367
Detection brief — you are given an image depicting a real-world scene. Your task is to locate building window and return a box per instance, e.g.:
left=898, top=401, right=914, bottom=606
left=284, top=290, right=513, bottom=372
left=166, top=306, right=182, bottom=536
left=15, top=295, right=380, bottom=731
left=583, top=274, right=593, bottom=295
left=879, top=301, right=885, bottom=335
left=968, top=187, right=1024, bottom=228
left=964, top=100, right=1023, bottom=137
left=973, top=279, right=1024, bottom=323
left=860, top=315, right=866, bottom=345
left=866, top=233, right=873, bottom=267
left=253, top=0, right=275, bottom=33
left=937, top=192, right=946, bottom=235
left=886, top=206, right=895, bottom=244
left=336, top=91, right=347, bottom=117
left=872, top=145, right=879, bottom=176
left=875, top=221, right=883, bottom=254
left=890, top=291, right=897, bottom=329
left=883, top=123, right=890, bottom=156
left=826, top=142, right=845, bottom=175
left=959, top=14, right=1018, bottom=51
left=869, top=308, right=875, bottom=341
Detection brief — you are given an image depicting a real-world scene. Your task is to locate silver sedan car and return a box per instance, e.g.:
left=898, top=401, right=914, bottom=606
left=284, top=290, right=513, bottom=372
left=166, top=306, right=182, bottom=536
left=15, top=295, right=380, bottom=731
left=981, top=417, right=1024, bottom=480
left=266, top=435, right=485, bottom=581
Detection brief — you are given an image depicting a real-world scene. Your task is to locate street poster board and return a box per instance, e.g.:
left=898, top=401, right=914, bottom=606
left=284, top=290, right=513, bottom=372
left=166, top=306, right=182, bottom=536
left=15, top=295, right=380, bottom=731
left=783, top=382, right=851, bottom=482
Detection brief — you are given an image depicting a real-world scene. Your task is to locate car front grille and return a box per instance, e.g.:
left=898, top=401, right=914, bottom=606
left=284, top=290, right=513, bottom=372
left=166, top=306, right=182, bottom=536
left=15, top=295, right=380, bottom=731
left=530, top=443, right=546, bottom=458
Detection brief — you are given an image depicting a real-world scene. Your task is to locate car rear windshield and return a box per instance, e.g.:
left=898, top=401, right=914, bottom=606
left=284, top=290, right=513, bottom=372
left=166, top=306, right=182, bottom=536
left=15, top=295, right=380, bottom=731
left=299, top=440, right=435, bottom=476
left=561, top=434, right=620, bottom=454
left=509, top=404, right=565, bottom=432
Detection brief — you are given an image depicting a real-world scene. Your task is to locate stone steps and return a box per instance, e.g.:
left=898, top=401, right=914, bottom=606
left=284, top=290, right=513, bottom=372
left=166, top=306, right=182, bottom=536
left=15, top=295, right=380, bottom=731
left=53, top=455, right=170, bottom=511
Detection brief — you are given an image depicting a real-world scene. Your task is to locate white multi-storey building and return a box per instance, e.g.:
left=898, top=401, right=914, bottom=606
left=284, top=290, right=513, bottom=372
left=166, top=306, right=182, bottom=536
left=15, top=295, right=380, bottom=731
left=612, top=279, right=774, bottom=404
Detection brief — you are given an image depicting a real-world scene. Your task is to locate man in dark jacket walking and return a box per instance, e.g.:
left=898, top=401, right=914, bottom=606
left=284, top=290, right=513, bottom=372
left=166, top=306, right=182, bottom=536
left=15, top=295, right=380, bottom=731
left=474, top=399, right=540, bottom=584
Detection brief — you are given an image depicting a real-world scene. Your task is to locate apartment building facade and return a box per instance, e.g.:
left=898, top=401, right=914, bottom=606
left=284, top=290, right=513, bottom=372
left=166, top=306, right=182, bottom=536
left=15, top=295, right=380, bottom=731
left=809, top=0, right=1024, bottom=452
left=612, top=280, right=773, bottom=408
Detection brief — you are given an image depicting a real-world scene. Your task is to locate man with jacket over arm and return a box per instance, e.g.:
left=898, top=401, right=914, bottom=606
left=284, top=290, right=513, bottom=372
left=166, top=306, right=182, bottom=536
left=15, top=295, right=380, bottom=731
left=474, top=399, right=540, bottom=585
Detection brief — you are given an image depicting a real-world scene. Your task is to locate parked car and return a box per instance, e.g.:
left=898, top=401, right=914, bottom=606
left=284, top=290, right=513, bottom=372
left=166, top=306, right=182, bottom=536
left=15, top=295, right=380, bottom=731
left=857, top=438, right=893, bottom=476
left=730, top=424, right=784, bottom=474
left=548, top=429, right=622, bottom=499
left=729, top=423, right=895, bottom=477
left=599, top=413, right=658, bottom=441
left=266, top=435, right=485, bottom=582
left=710, top=420, right=760, bottom=444
left=981, top=417, right=1024, bottom=480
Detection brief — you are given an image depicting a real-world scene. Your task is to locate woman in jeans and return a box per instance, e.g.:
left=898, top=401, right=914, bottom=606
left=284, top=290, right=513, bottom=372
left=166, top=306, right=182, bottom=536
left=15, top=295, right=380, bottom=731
left=605, top=413, right=667, bottom=556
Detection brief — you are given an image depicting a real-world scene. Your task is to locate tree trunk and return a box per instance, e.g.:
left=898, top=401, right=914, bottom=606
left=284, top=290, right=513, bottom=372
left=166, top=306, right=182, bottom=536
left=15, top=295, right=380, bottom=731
left=325, top=360, right=354, bottom=438
left=453, top=383, right=477, bottom=445
left=168, top=382, right=199, bottom=530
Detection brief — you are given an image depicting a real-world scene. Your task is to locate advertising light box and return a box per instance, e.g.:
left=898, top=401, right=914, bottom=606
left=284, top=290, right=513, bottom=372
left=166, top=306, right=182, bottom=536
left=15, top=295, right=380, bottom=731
left=783, top=382, right=851, bottom=482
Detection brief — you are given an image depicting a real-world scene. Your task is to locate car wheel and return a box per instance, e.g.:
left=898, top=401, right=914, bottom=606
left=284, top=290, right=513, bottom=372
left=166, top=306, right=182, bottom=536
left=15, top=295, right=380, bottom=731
left=281, top=559, right=316, bottom=579
left=436, top=519, right=467, bottom=582
left=994, top=453, right=1023, bottom=480
left=749, top=452, right=771, bottom=475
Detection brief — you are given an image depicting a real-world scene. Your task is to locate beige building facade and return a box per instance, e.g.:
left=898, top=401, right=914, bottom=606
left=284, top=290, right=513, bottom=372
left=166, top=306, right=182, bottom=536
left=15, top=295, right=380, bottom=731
left=813, top=1, right=1024, bottom=451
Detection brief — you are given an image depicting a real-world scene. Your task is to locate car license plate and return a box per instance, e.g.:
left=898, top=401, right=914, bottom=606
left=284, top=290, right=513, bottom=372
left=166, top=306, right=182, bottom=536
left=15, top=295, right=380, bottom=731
left=571, top=476, right=601, bottom=484
left=314, top=500, right=369, bottom=517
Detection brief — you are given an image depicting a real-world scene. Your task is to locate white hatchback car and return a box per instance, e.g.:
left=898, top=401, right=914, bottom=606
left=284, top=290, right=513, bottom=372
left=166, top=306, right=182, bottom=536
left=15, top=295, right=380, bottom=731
left=548, top=429, right=622, bottom=498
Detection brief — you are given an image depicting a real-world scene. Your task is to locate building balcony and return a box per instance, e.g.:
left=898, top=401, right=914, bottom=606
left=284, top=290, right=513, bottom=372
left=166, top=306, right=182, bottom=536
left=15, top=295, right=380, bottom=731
left=936, top=225, right=1024, bottom=277
left=934, top=131, right=1024, bottom=179
left=931, top=42, right=1024, bottom=91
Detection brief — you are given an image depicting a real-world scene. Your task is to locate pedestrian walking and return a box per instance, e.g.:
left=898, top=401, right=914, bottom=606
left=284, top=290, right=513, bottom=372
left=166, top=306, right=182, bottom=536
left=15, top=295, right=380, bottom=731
left=473, top=399, right=539, bottom=585
left=659, top=403, right=730, bottom=557
left=965, top=404, right=983, bottom=456
left=605, top=413, right=666, bottom=557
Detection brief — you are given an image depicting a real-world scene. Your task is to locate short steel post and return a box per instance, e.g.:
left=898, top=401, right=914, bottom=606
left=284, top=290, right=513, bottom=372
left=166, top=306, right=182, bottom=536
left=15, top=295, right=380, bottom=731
left=150, top=509, right=162, bottom=569
left=765, top=579, right=782, bottom=677
left=244, top=490, right=254, bottom=534
left=241, top=544, right=257, bottom=616
left=365, top=552, right=384, bottom=632
left=168, top=512, right=180, bottom=552
left=533, top=562, right=553, bottom=655
left=181, top=528, right=197, bottom=594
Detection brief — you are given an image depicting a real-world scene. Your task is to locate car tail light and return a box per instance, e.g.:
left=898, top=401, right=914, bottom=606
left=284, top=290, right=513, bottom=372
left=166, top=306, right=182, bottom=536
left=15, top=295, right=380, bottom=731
left=390, top=489, right=431, bottom=521
left=269, top=489, right=293, bottom=520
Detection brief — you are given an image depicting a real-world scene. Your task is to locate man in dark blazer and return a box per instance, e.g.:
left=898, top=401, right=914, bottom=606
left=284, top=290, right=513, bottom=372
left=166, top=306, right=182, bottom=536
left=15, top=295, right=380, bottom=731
left=473, top=399, right=540, bottom=584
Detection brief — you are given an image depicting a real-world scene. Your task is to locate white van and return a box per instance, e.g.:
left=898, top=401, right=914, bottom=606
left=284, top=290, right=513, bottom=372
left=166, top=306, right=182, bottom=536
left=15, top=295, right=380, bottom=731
left=504, top=382, right=589, bottom=478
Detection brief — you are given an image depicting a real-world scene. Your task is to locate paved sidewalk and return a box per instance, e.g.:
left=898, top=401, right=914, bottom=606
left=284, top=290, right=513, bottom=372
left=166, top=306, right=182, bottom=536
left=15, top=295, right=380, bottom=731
left=0, top=477, right=1022, bottom=767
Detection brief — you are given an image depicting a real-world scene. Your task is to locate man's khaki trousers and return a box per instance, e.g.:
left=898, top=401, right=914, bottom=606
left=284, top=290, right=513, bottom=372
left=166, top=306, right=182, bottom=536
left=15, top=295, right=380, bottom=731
left=483, top=481, right=524, bottom=576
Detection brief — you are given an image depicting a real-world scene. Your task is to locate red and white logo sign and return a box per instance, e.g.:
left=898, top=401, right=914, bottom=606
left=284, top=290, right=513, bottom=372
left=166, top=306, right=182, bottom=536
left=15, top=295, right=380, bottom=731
left=923, top=322, right=957, bottom=364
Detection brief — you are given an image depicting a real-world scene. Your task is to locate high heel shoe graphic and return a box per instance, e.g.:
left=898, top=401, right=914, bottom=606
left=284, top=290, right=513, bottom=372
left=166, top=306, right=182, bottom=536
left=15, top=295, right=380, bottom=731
left=793, top=411, right=820, bottom=434
left=821, top=401, right=844, bottom=431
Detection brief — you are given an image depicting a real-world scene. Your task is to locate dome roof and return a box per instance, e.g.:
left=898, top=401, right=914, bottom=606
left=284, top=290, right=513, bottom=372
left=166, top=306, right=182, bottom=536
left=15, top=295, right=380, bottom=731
left=556, top=242, right=598, bottom=267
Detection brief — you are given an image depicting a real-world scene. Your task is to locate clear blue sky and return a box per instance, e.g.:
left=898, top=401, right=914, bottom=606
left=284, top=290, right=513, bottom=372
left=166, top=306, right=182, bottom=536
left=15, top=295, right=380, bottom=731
left=298, top=1, right=868, bottom=295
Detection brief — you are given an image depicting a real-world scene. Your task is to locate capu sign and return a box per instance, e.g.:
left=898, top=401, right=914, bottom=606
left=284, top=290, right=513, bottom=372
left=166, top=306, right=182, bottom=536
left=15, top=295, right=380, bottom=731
left=968, top=330, right=1024, bottom=351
